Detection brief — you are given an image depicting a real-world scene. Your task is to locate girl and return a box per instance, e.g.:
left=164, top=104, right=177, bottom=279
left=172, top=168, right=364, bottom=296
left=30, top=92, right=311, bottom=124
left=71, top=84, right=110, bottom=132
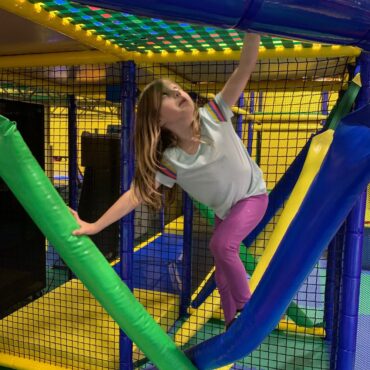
left=71, top=33, right=268, bottom=329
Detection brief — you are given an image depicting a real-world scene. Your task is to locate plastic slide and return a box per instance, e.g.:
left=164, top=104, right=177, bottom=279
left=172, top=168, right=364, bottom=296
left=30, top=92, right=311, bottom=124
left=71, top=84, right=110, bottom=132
left=184, top=103, right=370, bottom=368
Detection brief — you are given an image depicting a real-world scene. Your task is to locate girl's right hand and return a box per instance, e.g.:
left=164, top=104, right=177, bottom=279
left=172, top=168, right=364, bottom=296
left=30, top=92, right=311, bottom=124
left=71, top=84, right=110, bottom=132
left=70, top=208, right=99, bottom=236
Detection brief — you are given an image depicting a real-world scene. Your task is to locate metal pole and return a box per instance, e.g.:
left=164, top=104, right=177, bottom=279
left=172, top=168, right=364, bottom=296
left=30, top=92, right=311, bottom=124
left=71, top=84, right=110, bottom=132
left=67, top=66, right=78, bottom=211
left=180, top=192, right=193, bottom=316
left=236, top=92, right=244, bottom=139
left=247, top=91, right=254, bottom=154
left=336, top=52, right=370, bottom=370
left=119, top=61, right=136, bottom=370
left=323, top=88, right=337, bottom=343
left=256, top=92, right=263, bottom=165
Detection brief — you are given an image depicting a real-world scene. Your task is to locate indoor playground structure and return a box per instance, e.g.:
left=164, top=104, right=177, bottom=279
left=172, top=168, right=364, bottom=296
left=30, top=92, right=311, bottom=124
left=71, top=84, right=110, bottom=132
left=1, top=1, right=370, bottom=370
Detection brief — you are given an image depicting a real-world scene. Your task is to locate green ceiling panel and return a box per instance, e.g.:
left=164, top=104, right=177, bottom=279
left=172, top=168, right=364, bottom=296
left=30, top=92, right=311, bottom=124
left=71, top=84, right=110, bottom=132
left=30, top=0, right=326, bottom=54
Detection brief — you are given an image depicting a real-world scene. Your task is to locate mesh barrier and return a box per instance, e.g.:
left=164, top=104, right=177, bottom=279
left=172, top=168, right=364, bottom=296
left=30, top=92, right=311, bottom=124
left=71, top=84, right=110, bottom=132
left=0, top=54, right=355, bottom=370
left=355, top=271, right=370, bottom=370
left=364, top=192, right=370, bottom=271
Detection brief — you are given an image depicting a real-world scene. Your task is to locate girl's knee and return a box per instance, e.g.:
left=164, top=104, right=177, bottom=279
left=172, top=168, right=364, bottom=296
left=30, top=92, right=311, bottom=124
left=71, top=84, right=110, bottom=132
left=209, top=235, right=237, bottom=260
left=209, top=234, right=225, bottom=254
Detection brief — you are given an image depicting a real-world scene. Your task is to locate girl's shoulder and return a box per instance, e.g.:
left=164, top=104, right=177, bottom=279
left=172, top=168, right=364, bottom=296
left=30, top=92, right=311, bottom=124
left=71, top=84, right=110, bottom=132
left=200, top=93, right=233, bottom=124
left=162, top=146, right=179, bottom=162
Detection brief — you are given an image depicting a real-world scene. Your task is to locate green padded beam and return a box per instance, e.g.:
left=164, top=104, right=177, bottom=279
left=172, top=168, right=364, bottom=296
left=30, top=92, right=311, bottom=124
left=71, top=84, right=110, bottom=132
left=0, top=116, right=196, bottom=370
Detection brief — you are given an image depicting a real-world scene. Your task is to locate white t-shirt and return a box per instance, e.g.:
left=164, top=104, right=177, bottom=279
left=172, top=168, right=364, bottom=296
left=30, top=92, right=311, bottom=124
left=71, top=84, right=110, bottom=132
left=156, top=93, right=266, bottom=219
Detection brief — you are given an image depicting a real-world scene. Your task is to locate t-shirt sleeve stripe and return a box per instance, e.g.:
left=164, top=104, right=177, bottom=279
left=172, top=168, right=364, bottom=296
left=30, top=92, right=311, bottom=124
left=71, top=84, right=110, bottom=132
left=158, top=162, right=177, bottom=180
left=204, top=100, right=227, bottom=122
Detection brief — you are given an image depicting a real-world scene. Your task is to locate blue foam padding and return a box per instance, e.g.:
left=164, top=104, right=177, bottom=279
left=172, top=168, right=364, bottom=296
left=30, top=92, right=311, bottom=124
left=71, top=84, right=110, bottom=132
left=114, top=233, right=184, bottom=294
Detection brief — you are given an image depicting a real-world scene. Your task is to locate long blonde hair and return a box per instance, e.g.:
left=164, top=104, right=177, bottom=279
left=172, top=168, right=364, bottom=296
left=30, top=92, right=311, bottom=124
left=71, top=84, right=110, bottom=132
left=133, top=79, right=198, bottom=209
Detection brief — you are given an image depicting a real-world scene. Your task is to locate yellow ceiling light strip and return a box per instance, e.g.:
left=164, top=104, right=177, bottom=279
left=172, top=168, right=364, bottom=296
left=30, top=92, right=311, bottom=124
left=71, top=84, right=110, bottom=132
left=260, top=44, right=361, bottom=59
left=136, top=44, right=360, bottom=63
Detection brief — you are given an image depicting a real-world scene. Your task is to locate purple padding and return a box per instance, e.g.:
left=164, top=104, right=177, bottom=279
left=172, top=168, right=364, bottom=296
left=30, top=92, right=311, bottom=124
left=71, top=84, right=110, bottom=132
left=113, top=233, right=184, bottom=294
left=295, top=258, right=326, bottom=309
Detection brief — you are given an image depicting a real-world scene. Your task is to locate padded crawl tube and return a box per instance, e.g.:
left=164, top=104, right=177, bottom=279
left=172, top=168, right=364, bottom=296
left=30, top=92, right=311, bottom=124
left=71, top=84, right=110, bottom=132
left=0, top=116, right=196, bottom=370
left=73, top=0, right=370, bottom=51
left=184, top=105, right=370, bottom=369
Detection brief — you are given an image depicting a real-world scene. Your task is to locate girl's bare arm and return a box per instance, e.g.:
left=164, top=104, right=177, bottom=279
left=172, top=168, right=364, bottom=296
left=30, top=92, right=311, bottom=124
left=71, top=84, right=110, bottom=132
left=221, top=33, right=261, bottom=107
left=71, top=181, right=161, bottom=236
left=71, top=186, right=142, bottom=236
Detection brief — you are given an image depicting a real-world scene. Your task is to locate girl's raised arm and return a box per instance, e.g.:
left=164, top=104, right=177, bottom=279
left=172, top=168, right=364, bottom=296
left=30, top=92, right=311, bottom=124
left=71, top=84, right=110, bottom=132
left=221, top=33, right=261, bottom=107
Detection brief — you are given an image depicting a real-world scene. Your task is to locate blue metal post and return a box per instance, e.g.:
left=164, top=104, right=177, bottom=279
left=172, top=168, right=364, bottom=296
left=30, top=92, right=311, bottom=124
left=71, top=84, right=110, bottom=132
left=336, top=194, right=366, bottom=369
left=236, top=93, right=244, bottom=139
left=322, top=88, right=337, bottom=342
left=178, top=91, right=200, bottom=316
left=247, top=92, right=254, bottom=154
left=321, top=91, right=329, bottom=126
left=67, top=66, right=78, bottom=211
left=255, top=92, right=263, bottom=165
left=336, top=52, right=370, bottom=370
left=119, top=61, right=136, bottom=370
left=327, top=223, right=346, bottom=367
left=160, top=199, right=165, bottom=232
left=180, top=191, right=193, bottom=316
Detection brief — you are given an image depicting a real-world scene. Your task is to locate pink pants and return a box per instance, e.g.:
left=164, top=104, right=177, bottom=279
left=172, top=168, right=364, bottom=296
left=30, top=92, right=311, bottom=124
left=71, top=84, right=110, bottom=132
left=209, top=193, right=268, bottom=324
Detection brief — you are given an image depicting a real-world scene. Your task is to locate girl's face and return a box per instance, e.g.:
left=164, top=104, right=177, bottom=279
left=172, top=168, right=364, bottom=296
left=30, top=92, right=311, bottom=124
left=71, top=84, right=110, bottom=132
left=159, top=81, right=195, bottom=132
